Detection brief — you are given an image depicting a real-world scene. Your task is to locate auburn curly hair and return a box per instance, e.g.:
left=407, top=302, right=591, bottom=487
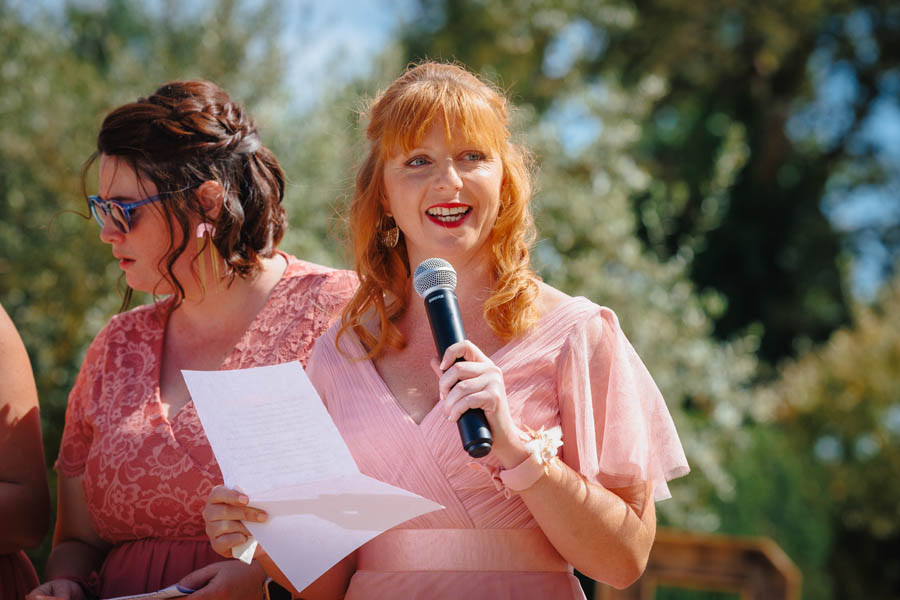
left=82, top=80, right=286, bottom=311
left=337, top=62, right=540, bottom=357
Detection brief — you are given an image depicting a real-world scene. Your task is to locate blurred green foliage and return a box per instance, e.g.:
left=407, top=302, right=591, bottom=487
left=702, top=424, right=833, bottom=599
left=757, top=280, right=900, bottom=598
left=402, top=0, right=900, bottom=365
left=1, top=1, right=899, bottom=599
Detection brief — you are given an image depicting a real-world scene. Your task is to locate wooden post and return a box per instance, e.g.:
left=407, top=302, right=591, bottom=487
left=595, top=528, right=802, bottom=600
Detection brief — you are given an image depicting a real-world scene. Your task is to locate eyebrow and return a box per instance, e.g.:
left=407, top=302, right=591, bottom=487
left=404, top=142, right=489, bottom=154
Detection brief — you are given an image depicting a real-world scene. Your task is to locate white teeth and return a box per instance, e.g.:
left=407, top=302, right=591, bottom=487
left=426, top=206, right=470, bottom=220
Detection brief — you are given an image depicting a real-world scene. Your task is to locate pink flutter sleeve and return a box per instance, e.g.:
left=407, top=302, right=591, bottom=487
left=556, top=306, right=689, bottom=501
left=55, top=323, right=111, bottom=477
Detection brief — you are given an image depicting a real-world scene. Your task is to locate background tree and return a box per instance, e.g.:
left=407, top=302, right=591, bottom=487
left=3, top=1, right=897, bottom=598
left=756, top=277, right=900, bottom=599
left=402, top=0, right=900, bottom=364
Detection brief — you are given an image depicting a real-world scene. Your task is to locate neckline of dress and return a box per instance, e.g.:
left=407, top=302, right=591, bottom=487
left=359, top=295, right=592, bottom=428
left=153, top=251, right=296, bottom=424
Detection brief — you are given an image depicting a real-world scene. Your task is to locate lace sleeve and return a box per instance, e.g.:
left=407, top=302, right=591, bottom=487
left=310, top=269, right=358, bottom=342
left=55, top=323, right=113, bottom=477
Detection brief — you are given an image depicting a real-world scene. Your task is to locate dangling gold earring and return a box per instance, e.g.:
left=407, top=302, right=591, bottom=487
left=378, top=213, right=399, bottom=248
left=196, top=222, right=221, bottom=292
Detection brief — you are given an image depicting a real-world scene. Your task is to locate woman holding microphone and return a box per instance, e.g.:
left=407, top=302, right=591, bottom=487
left=204, top=62, right=689, bottom=599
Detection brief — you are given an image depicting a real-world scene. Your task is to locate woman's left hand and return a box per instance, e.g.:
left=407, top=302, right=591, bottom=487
left=178, top=559, right=267, bottom=599
left=431, top=340, right=528, bottom=466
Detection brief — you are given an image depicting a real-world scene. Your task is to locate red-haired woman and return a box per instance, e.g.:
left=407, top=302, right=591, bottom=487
left=1, top=304, right=50, bottom=599
left=205, top=62, right=689, bottom=599
left=28, top=81, right=355, bottom=600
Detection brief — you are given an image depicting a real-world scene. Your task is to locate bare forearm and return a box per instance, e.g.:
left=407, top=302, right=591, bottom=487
left=46, top=539, right=108, bottom=580
left=492, top=432, right=655, bottom=587
left=1, top=306, right=50, bottom=554
left=519, top=464, right=655, bottom=588
left=298, top=552, right=355, bottom=600
left=0, top=481, right=50, bottom=552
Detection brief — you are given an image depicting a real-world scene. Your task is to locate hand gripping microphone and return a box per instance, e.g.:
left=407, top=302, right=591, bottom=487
left=414, top=258, right=493, bottom=458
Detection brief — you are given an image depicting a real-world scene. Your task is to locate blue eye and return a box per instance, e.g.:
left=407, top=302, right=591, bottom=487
left=407, top=156, right=429, bottom=167
left=463, top=151, right=485, bottom=161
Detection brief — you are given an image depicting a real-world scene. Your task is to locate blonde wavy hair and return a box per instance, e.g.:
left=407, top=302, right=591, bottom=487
left=337, top=62, right=540, bottom=357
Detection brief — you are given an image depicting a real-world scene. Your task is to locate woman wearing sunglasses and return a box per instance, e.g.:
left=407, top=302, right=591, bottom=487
left=28, top=80, right=356, bottom=600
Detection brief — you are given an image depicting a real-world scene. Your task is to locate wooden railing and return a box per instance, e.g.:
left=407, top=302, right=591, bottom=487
left=594, top=528, right=802, bottom=600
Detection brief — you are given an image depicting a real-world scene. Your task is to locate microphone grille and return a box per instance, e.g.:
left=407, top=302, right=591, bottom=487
left=413, top=258, right=457, bottom=297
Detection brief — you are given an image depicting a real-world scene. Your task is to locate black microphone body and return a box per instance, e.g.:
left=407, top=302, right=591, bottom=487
left=415, top=259, right=493, bottom=458
left=422, top=288, right=466, bottom=357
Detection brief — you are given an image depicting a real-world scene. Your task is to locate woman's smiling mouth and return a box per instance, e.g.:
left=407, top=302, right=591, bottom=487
left=426, top=204, right=472, bottom=227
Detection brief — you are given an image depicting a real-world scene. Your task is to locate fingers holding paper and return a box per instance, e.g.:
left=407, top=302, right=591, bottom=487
left=203, top=485, right=268, bottom=558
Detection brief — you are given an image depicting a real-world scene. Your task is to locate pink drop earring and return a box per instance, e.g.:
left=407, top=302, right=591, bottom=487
left=196, top=222, right=221, bottom=291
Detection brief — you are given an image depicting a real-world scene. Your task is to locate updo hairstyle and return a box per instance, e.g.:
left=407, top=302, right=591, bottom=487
left=83, top=80, right=286, bottom=309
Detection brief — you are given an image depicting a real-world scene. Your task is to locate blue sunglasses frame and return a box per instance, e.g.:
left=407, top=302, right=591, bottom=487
left=87, top=194, right=166, bottom=233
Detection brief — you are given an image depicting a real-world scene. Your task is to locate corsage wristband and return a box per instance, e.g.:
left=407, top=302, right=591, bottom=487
left=470, top=425, right=563, bottom=497
left=466, top=425, right=564, bottom=497
left=499, top=425, right=563, bottom=492
left=498, top=452, right=547, bottom=492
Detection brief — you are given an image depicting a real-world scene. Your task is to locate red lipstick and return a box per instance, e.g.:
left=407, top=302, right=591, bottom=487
left=425, top=204, right=472, bottom=229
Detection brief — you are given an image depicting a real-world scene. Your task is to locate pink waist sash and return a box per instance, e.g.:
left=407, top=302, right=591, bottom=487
left=357, top=528, right=571, bottom=573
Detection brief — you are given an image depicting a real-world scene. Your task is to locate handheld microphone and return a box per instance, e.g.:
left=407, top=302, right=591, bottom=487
left=414, top=258, right=493, bottom=458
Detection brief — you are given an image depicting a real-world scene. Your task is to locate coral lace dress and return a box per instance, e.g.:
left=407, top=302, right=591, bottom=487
left=55, top=255, right=355, bottom=597
left=307, top=296, right=690, bottom=600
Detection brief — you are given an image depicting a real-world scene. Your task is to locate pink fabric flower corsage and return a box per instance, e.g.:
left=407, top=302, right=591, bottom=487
left=470, top=425, right=563, bottom=498
left=521, top=425, right=563, bottom=468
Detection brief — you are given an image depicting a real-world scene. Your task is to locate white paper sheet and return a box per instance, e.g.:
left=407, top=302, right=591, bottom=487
left=184, top=362, right=443, bottom=593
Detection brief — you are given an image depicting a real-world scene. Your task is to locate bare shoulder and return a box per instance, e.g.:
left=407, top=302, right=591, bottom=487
left=0, top=305, right=38, bottom=416
left=535, top=282, right=572, bottom=318
left=0, top=304, right=18, bottom=348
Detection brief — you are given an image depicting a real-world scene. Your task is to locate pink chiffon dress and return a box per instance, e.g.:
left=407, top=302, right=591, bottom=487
left=55, top=254, right=356, bottom=598
left=307, top=296, right=690, bottom=599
